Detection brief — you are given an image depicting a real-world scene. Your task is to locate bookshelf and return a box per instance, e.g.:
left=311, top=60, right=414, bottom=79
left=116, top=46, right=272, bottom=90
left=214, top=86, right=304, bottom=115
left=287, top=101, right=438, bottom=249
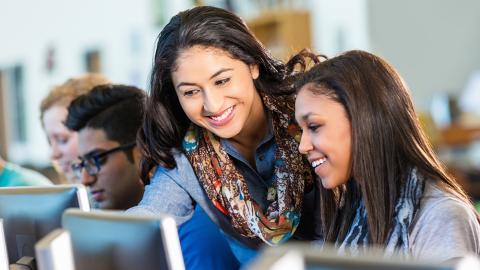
left=247, top=10, right=312, bottom=61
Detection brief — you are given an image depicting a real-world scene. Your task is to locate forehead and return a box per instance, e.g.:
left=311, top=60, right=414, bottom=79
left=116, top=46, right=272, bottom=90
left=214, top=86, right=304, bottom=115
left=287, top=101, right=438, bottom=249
left=42, top=105, right=68, bottom=130
left=172, top=46, right=243, bottom=82
left=295, top=87, right=344, bottom=121
left=78, top=128, right=117, bottom=155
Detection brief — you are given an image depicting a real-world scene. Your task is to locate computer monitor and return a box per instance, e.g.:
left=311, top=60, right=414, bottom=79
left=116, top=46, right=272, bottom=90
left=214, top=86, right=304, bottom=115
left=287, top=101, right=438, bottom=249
left=35, top=229, right=75, bottom=270
left=62, top=208, right=185, bottom=270
left=0, top=185, right=90, bottom=266
left=0, top=220, right=9, bottom=270
left=247, top=243, right=458, bottom=270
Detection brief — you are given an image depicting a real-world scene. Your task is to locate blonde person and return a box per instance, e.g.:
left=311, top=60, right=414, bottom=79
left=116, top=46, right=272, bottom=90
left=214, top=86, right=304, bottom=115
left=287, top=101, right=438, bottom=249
left=40, top=74, right=110, bottom=183
left=294, top=50, right=480, bottom=261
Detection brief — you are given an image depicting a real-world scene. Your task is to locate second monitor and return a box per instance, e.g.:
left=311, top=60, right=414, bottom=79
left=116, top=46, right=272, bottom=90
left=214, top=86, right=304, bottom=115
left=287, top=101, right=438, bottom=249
left=62, top=209, right=185, bottom=270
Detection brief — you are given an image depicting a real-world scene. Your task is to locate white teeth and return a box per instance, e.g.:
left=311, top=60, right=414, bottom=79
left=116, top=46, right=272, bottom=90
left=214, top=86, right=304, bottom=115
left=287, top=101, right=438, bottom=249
left=312, top=157, right=327, bottom=168
left=210, top=106, right=233, bottom=121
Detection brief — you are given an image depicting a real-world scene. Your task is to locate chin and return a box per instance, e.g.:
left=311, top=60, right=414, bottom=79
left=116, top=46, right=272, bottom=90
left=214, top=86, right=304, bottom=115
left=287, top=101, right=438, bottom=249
left=213, top=131, right=237, bottom=139
left=320, top=177, right=338, bottom=189
left=209, top=126, right=241, bottom=139
left=97, top=201, right=111, bottom=210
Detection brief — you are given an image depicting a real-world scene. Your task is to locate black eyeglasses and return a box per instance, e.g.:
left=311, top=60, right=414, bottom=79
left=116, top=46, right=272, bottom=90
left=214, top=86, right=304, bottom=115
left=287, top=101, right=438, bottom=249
left=71, top=142, right=136, bottom=179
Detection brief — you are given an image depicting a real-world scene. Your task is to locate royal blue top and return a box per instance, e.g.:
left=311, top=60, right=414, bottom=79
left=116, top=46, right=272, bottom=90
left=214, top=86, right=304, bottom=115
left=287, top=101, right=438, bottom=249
left=179, top=205, right=240, bottom=269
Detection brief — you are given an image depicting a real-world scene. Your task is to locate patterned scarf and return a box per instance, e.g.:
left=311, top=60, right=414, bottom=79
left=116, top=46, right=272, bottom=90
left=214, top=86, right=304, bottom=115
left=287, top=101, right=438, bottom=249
left=337, top=168, right=425, bottom=257
left=183, top=94, right=313, bottom=246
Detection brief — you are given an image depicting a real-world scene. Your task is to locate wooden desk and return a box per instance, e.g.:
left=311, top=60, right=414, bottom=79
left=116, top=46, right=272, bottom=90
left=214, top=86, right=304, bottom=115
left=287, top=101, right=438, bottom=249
left=437, top=124, right=480, bottom=199
left=439, top=124, right=480, bottom=146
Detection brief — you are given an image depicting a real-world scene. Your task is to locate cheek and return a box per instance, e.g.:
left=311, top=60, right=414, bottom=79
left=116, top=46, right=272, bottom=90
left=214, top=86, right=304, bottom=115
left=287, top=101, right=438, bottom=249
left=65, top=140, right=79, bottom=158
left=242, top=83, right=256, bottom=104
left=106, top=165, right=133, bottom=191
left=178, top=98, right=202, bottom=120
left=310, top=132, right=325, bottom=150
left=97, top=166, right=117, bottom=186
left=337, top=133, right=352, bottom=181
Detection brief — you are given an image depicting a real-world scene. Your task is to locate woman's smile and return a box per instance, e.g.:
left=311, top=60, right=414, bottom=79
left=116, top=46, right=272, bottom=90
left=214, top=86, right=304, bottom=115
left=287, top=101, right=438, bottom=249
left=205, top=105, right=236, bottom=127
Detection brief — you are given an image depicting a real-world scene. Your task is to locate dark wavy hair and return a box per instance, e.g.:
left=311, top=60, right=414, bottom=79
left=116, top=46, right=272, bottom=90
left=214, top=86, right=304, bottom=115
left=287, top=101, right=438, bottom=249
left=139, top=6, right=316, bottom=183
left=295, top=50, right=477, bottom=245
left=66, top=84, right=146, bottom=162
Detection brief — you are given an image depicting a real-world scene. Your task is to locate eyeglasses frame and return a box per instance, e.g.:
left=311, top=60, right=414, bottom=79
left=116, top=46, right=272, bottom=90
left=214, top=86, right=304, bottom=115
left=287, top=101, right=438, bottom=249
left=71, top=142, right=136, bottom=179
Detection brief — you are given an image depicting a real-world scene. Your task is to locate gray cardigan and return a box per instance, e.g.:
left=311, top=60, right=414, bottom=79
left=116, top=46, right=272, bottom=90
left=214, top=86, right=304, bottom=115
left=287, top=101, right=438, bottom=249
left=128, top=151, right=316, bottom=249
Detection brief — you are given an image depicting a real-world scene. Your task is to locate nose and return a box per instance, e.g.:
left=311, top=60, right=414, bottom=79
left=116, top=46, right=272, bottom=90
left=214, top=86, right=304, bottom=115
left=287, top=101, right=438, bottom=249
left=203, top=89, right=224, bottom=114
left=50, top=143, right=62, bottom=160
left=298, top=131, right=313, bottom=154
left=81, top=169, right=97, bottom=187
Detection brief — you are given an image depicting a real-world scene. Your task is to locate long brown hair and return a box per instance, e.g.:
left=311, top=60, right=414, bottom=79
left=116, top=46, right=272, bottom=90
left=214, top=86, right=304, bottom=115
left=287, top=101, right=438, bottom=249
left=295, top=50, right=475, bottom=245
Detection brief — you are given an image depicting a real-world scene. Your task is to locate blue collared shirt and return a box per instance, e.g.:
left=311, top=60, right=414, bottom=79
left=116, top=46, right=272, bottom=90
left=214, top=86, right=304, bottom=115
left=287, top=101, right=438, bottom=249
left=220, top=118, right=276, bottom=210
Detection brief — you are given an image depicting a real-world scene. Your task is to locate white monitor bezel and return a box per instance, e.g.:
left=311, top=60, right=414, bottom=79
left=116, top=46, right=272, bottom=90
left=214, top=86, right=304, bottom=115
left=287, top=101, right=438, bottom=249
left=35, top=229, right=75, bottom=270
left=63, top=208, right=185, bottom=270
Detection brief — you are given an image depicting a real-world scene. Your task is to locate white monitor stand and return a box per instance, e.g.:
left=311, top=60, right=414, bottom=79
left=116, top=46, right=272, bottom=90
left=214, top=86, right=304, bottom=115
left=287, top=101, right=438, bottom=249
left=35, top=229, right=75, bottom=270
left=0, top=220, right=9, bottom=270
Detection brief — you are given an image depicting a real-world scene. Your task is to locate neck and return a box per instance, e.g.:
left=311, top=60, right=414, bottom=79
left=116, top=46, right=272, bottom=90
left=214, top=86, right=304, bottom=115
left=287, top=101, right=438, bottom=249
left=228, top=93, right=268, bottom=163
left=117, top=188, right=144, bottom=211
left=0, top=158, right=4, bottom=173
left=232, top=93, right=267, bottom=148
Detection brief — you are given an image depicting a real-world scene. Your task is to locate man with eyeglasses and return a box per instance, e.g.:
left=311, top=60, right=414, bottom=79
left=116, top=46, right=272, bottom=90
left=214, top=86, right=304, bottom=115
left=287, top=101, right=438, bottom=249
left=65, top=84, right=145, bottom=210
left=65, top=84, right=240, bottom=269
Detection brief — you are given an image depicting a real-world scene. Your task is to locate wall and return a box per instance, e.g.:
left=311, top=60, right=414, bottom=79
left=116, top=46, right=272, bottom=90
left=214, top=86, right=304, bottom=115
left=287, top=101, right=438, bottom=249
left=368, top=0, right=480, bottom=110
left=0, top=0, right=157, bottom=165
left=310, top=0, right=369, bottom=56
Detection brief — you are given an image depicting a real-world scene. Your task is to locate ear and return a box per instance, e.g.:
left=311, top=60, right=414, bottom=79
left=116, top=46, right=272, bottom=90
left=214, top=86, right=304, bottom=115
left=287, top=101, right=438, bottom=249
left=250, top=64, right=259, bottom=80
left=132, top=146, right=142, bottom=167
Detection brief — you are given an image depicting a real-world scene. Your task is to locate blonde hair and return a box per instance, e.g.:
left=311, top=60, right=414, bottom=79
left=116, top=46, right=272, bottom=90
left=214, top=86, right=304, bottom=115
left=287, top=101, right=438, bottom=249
left=40, top=73, right=110, bottom=120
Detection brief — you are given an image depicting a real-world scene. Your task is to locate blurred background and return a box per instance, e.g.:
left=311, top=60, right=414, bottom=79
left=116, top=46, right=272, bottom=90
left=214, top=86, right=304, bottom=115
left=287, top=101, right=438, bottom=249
left=1, top=0, right=480, bottom=201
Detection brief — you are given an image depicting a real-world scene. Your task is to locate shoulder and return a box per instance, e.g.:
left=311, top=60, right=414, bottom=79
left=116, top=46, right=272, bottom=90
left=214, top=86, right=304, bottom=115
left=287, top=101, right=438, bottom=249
left=129, top=152, right=206, bottom=225
left=409, top=180, right=480, bottom=260
left=415, top=181, right=478, bottom=225
left=143, top=151, right=200, bottom=199
left=151, top=152, right=196, bottom=186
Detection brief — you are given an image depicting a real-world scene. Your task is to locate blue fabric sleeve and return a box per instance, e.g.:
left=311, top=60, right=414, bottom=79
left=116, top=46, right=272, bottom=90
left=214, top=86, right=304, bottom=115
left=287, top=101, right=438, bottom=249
left=223, top=233, right=258, bottom=265
left=127, top=162, right=195, bottom=225
left=0, top=163, right=52, bottom=187
left=179, top=205, right=240, bottom=270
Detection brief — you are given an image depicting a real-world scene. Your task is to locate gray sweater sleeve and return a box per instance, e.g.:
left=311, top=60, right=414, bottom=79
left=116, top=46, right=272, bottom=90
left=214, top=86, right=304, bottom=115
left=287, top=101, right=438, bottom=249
left=409, top=182, right=480, bottom=261
left=127, top=154, right=196, bottom=226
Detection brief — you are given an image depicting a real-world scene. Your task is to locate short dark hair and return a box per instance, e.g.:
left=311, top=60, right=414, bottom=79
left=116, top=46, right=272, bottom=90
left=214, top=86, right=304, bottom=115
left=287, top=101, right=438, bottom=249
left=66, top=84, right=145, bottom=152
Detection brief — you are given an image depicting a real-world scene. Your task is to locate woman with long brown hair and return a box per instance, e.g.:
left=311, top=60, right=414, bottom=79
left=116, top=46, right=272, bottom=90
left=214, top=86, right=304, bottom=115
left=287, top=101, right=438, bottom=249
left=295, top=50, right=480, bottom=261
left=128, top=5, right=316, bottom=264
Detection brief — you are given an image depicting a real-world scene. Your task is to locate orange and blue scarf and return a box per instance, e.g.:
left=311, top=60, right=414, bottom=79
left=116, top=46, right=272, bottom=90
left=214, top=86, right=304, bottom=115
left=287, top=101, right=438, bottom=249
left=183, top=94, right=313, bottom=245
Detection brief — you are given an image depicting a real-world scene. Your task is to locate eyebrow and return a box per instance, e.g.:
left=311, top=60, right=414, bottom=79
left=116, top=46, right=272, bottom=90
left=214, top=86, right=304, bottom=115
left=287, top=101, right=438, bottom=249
left=299, top=112, right=313, bottom=122
left=175, top=68, right=233, bottom=89
left=209, top=68, right=232, bottom=80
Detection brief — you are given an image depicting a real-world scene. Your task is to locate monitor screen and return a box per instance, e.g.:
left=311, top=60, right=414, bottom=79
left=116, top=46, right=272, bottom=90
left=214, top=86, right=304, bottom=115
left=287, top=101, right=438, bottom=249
left=0, top=185, right=89, bottom=265
left=62, top=209, right=185, bottom=270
